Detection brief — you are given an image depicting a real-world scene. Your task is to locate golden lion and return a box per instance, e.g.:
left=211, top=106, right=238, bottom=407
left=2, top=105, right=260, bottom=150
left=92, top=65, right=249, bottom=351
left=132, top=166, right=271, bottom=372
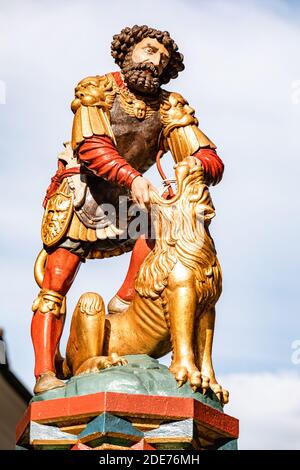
left=60, top=158, right=228, bottom=404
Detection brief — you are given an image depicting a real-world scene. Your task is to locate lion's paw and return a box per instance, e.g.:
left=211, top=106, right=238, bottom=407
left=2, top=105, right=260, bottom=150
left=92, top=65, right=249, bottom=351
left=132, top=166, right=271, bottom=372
left=169, top=360, right=202, bottom=391
left=75, top=353, right=128, bottom=376
left=209, top=383, right=229, bottom=404
left=200, top=373, right=229, bottom=404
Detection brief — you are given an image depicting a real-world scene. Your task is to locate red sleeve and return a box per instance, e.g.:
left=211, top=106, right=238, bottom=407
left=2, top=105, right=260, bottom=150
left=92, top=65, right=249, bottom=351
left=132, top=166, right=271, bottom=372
left=193, top=148, right=224, bottom=186
left=78, top=135, right=141, bottom=189
left=43, top=162, right=81, bottom=208
left=42, top=160, right=66, bottom=208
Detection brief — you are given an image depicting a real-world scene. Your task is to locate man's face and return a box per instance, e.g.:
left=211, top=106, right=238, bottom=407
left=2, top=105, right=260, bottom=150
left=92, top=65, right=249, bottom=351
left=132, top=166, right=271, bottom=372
left=131, top=38, right=170, bottom=77
left=45, top=197, right=70, bottom=235
left=121, top=37, right=170, bottom=96
left=46, top=210, right=61, bottom=234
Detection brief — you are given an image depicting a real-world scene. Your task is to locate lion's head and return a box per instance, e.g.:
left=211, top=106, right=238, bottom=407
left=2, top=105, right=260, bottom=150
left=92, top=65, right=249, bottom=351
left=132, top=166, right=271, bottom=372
left=135, top=161, right=218, bottom=299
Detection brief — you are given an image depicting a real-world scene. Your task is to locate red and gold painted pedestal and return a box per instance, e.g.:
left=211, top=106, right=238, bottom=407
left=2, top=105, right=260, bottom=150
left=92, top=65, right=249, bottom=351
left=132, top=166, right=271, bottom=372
left=16, top=391, right=238, bottom=450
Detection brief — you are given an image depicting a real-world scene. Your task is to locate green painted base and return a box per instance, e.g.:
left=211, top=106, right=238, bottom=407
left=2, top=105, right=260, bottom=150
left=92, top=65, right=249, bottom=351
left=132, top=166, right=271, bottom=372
left=31, top=355, right=223, bottom=412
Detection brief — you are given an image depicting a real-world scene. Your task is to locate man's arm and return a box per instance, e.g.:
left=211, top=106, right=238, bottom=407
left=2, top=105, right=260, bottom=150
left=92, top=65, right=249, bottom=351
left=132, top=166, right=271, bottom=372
left=192, top=148, right=224, bottom=186
left=78, top=135, right=141, bottom=189
left=78, top=135, right=153, bottom=208
left=160, top=92, right=224, bottom=186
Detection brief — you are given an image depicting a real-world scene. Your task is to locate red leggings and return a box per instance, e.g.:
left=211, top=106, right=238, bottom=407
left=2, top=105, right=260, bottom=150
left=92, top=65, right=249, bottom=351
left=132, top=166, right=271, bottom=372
left=31, top=237, right=152, bottom=378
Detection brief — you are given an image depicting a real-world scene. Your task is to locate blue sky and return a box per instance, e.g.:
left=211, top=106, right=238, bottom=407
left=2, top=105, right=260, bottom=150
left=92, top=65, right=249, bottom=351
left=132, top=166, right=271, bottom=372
left=1, top=0, right=300, bottom=449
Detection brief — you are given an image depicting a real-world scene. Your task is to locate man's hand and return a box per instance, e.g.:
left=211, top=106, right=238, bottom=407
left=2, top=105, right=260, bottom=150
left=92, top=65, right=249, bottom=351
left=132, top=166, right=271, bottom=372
left=131, top=176, right=156, bottom=209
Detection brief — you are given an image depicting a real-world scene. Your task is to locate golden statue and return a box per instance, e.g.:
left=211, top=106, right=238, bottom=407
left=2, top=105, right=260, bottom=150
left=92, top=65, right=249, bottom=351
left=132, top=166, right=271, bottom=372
left=31, top=25, right=227, bottom=402
left=35, top=158, right=228, bottom=404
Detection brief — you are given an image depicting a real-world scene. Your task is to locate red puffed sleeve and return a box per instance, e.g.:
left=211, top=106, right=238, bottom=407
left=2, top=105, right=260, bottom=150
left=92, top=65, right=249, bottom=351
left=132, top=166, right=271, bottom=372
left=78, top=135, right=141, bottom=189
left=42, top=161, right=81, bottom=208
left=193, top=148, right=224, bottom=186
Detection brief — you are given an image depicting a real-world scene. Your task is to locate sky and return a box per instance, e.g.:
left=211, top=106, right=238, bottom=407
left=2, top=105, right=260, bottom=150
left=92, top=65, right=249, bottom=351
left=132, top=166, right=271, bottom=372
left=0, top=0, right=300, bottom=449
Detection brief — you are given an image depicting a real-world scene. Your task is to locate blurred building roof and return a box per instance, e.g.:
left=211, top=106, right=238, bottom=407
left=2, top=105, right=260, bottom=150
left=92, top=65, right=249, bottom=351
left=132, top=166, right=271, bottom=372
left=0, top=329, right=32, bottom=449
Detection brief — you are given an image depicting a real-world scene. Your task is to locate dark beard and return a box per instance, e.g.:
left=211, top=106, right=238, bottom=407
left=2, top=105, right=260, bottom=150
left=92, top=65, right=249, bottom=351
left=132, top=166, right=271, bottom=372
left=121, top=58, right=161, bottom=96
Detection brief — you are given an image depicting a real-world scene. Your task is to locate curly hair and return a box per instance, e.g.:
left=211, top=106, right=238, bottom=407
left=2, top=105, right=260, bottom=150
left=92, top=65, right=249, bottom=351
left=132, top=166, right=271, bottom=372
left=111, top=25, right=185, bottom=85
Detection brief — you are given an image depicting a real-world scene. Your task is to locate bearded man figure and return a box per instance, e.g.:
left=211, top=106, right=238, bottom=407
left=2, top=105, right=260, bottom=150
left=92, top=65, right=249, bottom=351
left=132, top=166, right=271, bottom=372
left=31, top=25, right=224, bottom=394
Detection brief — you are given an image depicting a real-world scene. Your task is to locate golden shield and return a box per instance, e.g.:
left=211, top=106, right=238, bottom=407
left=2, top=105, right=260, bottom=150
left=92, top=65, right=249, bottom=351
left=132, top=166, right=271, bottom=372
left=41, top=189, right=73, bottom=247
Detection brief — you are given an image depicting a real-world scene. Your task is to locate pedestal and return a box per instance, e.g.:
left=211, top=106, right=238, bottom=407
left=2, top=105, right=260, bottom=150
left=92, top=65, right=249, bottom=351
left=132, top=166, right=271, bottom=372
left=16, top=355, right=238, bottom=450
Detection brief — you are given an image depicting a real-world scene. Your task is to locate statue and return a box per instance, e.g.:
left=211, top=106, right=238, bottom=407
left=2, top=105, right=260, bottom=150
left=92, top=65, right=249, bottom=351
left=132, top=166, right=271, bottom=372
left=30, top=25, right=226, bottom=402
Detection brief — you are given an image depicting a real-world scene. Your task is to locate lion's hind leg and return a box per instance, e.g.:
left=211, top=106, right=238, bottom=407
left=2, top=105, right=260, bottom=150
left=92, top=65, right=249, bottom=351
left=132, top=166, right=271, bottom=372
left=65, top=292, right=127, bottom=376
left=75, top=353, right=128, bottom=376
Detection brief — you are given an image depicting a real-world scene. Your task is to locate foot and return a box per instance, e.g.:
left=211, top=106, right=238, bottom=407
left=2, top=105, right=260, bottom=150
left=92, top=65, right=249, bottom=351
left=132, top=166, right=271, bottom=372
left=107, top=295, right=131, bottom=314
left=34, top=371, right=65, bottom=395
left=169, top=358, right=202, bottom=392
left=75, top=353, right=128, bottom=375
left=200, top=365, right=229, bottom=404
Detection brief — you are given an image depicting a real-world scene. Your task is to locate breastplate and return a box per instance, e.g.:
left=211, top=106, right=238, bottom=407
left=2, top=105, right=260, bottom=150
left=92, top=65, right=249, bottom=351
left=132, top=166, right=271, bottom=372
left=73, top=93, right=162, bottom=229
left=110, top=95, right=162, bottom=173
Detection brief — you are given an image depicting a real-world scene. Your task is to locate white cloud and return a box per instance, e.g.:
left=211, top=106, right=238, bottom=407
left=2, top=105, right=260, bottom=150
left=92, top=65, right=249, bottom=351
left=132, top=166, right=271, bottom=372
left=221, top=370, right=300, bottom=449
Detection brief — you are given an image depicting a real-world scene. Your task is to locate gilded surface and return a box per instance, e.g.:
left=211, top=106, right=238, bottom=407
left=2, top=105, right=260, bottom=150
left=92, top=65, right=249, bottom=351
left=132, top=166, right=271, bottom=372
left=32, top=289, right=65, bottom=317
left=64, top=159, right=229, bottom=403
left=66, top=210, right=128, bottom=245
left=71, top=72, right=216, bottom=162
left=118, top=85, right=161, bottom=120
left=160, top=92, right=216, bottom=161
left=71, top=74, right=116, bottom=112
left=41, top=180, right=73, bottom=247
left=31, top=27, right=227, bottom=405
left=160, top=92, right=198, bottom=136
left=71, top=74, right=117, bottom=149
